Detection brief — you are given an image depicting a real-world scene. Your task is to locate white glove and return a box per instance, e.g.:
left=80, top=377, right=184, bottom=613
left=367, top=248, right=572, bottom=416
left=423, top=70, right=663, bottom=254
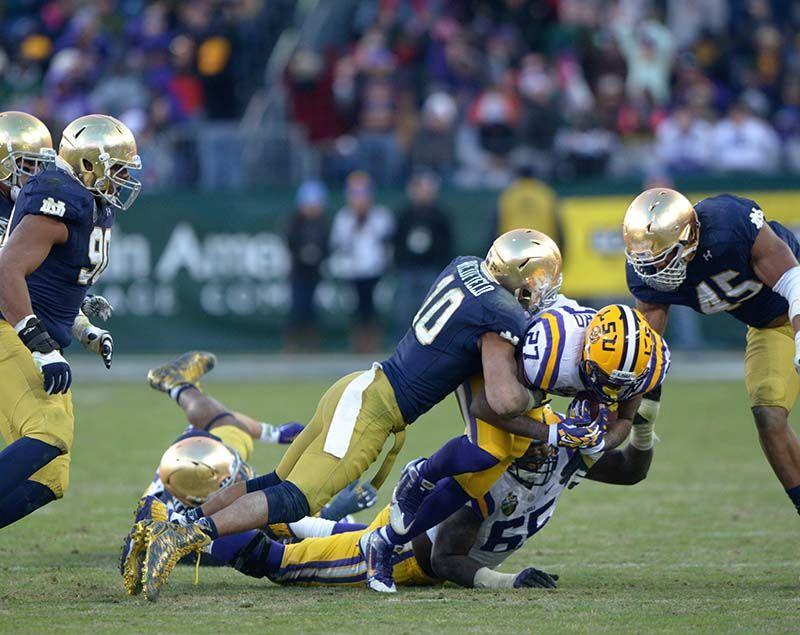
left=80, top=295, right=113, bottom=321
left=32, top=350, right=72, bottom=395
left=73, top=313, right=113, bottom=369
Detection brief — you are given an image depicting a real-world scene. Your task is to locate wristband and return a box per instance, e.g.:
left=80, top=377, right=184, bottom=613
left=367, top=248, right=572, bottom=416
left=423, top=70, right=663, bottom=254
left=473, top=567, right=517, bottom=589
left=16, top=316, right=59, bottom=354
left=548, top=423, right=558, bottom=447
left=14, top=314, right=37, bottom=333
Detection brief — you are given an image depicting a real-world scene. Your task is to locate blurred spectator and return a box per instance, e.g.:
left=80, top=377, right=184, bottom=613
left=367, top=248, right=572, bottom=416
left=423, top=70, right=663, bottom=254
left=410, top=92, right=459, bottom=180
left=329, top=172, right=394, bottom=352
left=613, top=18, right=676, bottom=105
left=392, top=170, right=453, bottom=337
left=494, top=164, right=560, bottom=248
left=554, top=114, right=616, bottom=180
left=654, top=105, right=713, bottom=175
left=356, top=80, right=404, bottom=186
left=517, top=54, right=561, bottom=178
left=774, top=79, right=800, bottom=173
left=710, top=100, right=781, bottom=174
left=285, top=181, right=330, bottom=352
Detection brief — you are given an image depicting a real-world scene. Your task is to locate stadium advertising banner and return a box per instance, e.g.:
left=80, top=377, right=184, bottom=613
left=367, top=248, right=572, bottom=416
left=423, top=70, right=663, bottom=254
left=89, top=188, right=800, bottom=352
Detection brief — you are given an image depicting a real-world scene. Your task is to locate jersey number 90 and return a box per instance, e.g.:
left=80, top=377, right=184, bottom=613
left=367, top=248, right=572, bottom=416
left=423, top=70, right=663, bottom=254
left=78, top=227, right=112, bottom=286
left=413, top=274, right=465, bottom=345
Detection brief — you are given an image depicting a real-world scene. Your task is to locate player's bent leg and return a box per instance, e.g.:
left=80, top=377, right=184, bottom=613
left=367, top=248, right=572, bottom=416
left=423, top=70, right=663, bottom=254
left=752, top=406, right=800, bottom=488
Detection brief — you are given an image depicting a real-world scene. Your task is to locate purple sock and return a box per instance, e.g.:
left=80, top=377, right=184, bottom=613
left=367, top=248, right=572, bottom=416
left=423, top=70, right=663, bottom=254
left=418, top=435, right=499, bottom=483
left=209, top=531, right=259, bottom=564
left=385, top=477, right=470, bottom=546
left=332, top=522, right=367, bottom=534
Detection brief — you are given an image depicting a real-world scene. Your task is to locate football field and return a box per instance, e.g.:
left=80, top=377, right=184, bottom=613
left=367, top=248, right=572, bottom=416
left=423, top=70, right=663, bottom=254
left=0, top=377, right=797, bottom=634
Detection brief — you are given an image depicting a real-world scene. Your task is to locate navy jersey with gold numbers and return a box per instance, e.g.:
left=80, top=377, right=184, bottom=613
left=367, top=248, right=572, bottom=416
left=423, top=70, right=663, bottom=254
left=382, top=255, right=530, bottom=424
left=627, top=194, right=800, bottom=328
left=0, top=165, right=114, bottom=348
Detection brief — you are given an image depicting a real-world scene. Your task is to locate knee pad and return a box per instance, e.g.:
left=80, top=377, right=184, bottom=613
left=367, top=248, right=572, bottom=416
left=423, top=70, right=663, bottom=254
left=230, top=533, right=273, bottom=579
left=246, top=470, right=281, bottom=493
left=263, top=480, right=310, bottom=524
left=29, top=453, right=70, bottom=499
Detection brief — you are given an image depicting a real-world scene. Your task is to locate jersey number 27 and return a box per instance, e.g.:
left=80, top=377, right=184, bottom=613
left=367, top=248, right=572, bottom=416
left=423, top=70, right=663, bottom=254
left=78, top=227, right=111, bottom=286
left=413, top=274, right=465, bottom=345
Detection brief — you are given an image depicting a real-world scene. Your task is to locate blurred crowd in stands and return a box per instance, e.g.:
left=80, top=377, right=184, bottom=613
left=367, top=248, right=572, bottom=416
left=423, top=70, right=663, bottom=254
left=2, top=0, right=800, bottom=189
left=287, top=0, right=800, bottom=187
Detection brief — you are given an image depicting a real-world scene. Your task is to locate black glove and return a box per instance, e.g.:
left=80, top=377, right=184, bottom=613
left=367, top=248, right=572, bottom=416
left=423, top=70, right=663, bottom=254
left=513, top=567, right=559, bottom=589
left=18, top=316, right=72, bottom=394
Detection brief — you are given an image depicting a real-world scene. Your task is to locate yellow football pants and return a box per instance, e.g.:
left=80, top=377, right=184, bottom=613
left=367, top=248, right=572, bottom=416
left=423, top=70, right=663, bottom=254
left=745, top=322, right=800, bottom=412
left=271, top=506, right=438, bottom=587
left=276, top=365, right=406, bottom=514
left=454, top=375, right=559, bottom=499
left=0, top=320, right=73, bottom=498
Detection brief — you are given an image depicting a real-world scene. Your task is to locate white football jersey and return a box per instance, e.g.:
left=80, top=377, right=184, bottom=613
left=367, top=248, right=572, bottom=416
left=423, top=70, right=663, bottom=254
left=521, top=301, right=597, bottom=397
left=428, top=447, right=574, bottom=569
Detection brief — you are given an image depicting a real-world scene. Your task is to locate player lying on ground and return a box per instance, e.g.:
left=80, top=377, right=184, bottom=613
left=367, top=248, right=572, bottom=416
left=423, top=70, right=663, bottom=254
left=623, top=188, right=800, bottom=517
left=121, top=351, right=377, bottom=594
left=128, top=229, right=606, bottom=601
left=0, top=113, right=141, bottom=529
left=362, top=302, right=670, bottom=591
left=145, top=435, right=654, bottom=591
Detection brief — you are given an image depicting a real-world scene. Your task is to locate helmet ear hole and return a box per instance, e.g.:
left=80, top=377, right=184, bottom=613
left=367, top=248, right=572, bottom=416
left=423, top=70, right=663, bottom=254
left=81, top=158, right=93, bottom=172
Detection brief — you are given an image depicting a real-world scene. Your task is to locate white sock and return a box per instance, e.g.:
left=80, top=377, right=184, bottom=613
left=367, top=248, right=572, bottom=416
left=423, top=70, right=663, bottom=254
left=259, top=423, right=280, bottom=444
left=169, top=384, right=193, bottom=402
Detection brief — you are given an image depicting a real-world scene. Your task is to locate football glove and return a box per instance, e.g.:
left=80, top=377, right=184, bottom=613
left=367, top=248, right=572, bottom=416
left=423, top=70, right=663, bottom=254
left=278, top=422, right=304, bottom=444
left=81, top=294, right=113, bottom=321
left=513, top=567, right=559, bottom=589
left=72, top=312, right=113, bottom=369
left=320, top=480, right=378, bottom=520
left=16, top=315, right=72, bottom=394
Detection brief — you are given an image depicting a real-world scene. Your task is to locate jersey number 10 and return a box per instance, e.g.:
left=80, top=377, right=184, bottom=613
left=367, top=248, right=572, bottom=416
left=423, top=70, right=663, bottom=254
left=413, top=274, right=465, bottom=345
left=78, top=227, right=112, bottom=286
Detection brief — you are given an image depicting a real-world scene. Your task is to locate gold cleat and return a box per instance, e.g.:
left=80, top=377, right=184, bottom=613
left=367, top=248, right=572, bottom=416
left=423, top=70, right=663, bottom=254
left=142, top=521, right=211, bottom=602
left=147, top=351, right=216, bottom=393
left=121, top=521, right=150, bottom=596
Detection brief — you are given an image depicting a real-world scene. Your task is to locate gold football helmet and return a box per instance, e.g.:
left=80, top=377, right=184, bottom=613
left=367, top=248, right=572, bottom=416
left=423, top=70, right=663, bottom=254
left=58, top=114, right=141, bottom=210
left=158, top=436, right=252, bottom=507
left=0, top=111, right=55, bottom=187
left=622, top=188, right=700, bottom=291
left=483, top=228, right=562, bottom=312
left=580, top=304, right=658, bottom=403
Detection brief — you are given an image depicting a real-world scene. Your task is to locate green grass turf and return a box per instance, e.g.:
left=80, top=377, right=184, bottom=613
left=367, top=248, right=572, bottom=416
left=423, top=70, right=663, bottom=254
left=0, top=378, right=797, bottom=634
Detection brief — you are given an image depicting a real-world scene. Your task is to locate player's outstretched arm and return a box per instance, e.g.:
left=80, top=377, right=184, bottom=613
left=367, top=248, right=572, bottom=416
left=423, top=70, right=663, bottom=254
left=585, top=443, right=653, bottom=485
left=480, top=332, right=534, bottom=417
left=430, top=506, right=557, bottom=589
left=429, top=506, right=486, bottom=587
left=469, top=386, right=548, bottom=441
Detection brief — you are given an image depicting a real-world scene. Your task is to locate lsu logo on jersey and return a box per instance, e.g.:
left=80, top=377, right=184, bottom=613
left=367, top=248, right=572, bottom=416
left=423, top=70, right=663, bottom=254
left=39, top=196, right=66, bottom=217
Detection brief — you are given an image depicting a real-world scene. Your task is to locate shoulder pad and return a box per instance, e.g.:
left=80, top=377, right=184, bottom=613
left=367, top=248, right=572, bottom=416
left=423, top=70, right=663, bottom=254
left=20, top=168, right=93, bottom=224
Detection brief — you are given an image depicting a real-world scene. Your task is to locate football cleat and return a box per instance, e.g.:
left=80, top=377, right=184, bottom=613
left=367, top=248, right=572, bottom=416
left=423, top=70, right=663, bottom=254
left=120, top=496, right=169, bottom=595
left=147, top=351, right=216, bottom=393
left=142, top=521, right=211, bottom=602
left=389, top=458, right=435, bottom=536
left=358, top=529, right=397, bottom=593
left=120, top=521, right=149, bottom=596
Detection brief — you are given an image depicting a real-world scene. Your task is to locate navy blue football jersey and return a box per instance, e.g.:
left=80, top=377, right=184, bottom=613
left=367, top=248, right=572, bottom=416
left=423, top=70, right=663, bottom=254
left=0, top=165, right=114, bottom=348
left=627, top=194, right=800, bottom=328
left=382, top=255, right=530, bottom=423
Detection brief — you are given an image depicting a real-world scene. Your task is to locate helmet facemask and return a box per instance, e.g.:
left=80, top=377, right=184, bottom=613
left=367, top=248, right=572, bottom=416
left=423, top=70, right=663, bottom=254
left=626, top=223, right=698, bottom=292
left=509, top=442, right=559, bottom=488
left=92, top=152, right=142, bottom=210
left=0, top=146, right=56, bottom=187
left=579, top=359, right=640, bottom=404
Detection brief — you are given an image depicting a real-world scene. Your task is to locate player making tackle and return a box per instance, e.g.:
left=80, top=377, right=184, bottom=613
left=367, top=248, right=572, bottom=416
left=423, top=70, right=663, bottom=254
left=125, top=229, right=615, bottom=600
left=623, top=188, right=800, bottom=520
left=0, top=112, right=141, bottom=529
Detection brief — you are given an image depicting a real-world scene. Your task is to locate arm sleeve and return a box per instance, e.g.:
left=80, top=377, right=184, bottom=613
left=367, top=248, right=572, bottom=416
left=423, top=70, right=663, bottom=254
left=482, top=293, right=530, bottom=346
